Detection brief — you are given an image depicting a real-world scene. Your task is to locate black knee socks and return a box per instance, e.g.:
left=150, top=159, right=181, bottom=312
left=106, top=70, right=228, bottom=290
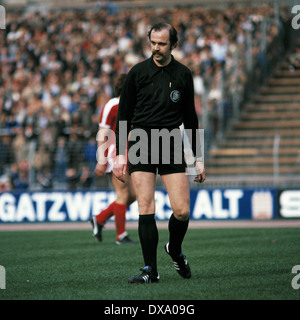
left=168, top=213, right=189, bottom=257
left=138, top=213, right=189, bottom=272
left=138, top=214, right=158, bottom=274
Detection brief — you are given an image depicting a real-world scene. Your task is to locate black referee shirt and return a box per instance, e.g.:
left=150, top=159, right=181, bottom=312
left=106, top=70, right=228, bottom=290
left=116, top=55, right=201, bottom=158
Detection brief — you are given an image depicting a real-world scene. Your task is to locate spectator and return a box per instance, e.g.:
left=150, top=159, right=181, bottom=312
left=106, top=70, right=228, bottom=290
left=33, top=145, right=52, bottom=178
left=67, top=132, right=83, bottom=171
left=210, top=34, right=228, bottom=65
left=0, top=133, right=15, bottom=175
left=79, top=164, right=94, bottom=189
left=78, top=100, right=93, bottom=132
left=289, top=47, right=300, bottom=70
left=10, top=160, right=29, bottom=190
left=12, top=127, right=30, bottom=163
left=66, top=168, right=80, bottom=190
left=54, top=137, right=69, bottom=186
left=37, top=166, right=54, bottom=190
left=83, top=136, right=98, bottom=171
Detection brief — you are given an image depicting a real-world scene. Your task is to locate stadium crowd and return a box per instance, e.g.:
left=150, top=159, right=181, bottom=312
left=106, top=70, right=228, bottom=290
left=0, top=3, right=290, bottom=191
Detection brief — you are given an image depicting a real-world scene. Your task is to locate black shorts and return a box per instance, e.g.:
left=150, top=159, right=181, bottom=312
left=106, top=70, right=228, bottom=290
left=127, top=127, right=186, bottom=175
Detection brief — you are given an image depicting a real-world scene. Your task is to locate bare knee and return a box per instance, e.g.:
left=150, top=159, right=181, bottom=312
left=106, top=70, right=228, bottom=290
left=173, top=209, right=190, bottom=221
left=137, top=198, right=155, bottom=215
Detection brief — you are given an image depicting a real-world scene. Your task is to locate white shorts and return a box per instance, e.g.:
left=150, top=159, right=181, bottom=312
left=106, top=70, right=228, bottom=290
left=105, top=144, right=116, bottom=174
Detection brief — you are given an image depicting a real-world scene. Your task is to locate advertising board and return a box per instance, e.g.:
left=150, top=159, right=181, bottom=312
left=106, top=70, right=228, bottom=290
left=0, top=188, right=277, bottom=223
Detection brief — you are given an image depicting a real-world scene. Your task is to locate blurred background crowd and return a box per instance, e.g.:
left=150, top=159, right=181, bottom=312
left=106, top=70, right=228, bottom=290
left=0, top=1, right=293, bottom=191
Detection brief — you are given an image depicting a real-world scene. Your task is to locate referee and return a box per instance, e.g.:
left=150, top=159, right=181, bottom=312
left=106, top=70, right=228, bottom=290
left=113, top=22, right=206, bottom=284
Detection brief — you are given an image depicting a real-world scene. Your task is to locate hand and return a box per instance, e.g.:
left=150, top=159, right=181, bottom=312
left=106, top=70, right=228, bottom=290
left=94, top=163, right=106, bottom=178
left=194, top=161, right=206, bottom=183
left=113, top=154, right=127, bottom=183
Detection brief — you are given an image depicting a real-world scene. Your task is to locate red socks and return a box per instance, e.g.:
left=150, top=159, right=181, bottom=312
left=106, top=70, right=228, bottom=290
left=113, top=202, right=127, bottom=240
left=96, top=201, right=127, bottom=240
left=96, top=202, right=115, bottom=225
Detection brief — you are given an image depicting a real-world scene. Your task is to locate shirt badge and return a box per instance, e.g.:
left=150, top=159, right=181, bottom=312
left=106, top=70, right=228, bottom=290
left=170, top=90, right=180, bottom=103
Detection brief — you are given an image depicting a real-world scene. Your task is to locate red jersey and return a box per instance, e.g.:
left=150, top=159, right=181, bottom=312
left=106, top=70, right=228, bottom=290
left=99, top=97, right=119, bottom=132
left=98, top=97, right=119, bottom=173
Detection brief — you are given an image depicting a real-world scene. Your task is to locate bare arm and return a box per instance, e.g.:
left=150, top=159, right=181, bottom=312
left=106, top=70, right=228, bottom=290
left=95, top=126, right=111, bottom=178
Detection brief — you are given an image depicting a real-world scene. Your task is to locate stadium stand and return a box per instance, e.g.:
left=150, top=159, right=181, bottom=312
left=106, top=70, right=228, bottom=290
left=0, top=1, right=298, bottom=191
left=207, top=50, right=300, bottom=186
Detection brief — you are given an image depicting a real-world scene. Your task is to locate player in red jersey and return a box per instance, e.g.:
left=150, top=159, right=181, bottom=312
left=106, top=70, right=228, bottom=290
left=90, top=74, right=136, bottom=244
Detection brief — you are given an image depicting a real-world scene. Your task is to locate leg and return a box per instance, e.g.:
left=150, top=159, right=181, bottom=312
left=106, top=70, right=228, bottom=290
left=91, top=185, right=115, bottom=242
left=161, top=173, right=190, bottom=257
left=130, top=171, right=156, bottom=214
left=161, top=173, right=191, bottom=278
left=110, top=173, right=136, bottom=242
left=111, top=172, right=136, bottom=207
left=161, top=172, right=190, bottom=221
left=130, top=171, right=159, bottom=274
left=91, top=172, right=136, bottom=243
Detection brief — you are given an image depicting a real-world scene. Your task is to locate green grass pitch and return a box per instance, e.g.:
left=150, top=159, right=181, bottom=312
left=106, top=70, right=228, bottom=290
left=0, top=226, right=299, bottom=300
